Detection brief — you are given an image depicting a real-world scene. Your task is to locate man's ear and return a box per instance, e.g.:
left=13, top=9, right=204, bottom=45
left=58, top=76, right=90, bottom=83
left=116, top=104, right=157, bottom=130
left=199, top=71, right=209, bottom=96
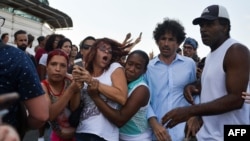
left=224, top=24, right=229, bottom=33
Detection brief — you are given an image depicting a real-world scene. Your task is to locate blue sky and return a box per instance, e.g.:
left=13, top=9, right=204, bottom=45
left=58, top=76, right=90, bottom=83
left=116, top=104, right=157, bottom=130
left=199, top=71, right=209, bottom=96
left=50, top=0, right=250, bottom=58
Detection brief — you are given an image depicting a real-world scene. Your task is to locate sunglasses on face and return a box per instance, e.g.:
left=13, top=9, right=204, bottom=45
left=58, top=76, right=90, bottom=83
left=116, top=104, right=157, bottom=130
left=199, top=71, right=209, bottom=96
left=98, top=46, right=112, bottom=54
left=82, top=44, right=92, bottom=50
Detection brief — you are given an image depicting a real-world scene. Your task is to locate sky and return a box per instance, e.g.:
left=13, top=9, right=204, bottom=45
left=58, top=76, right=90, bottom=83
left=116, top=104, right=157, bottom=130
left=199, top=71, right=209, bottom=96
left=49, top=0, right=250, bottom=58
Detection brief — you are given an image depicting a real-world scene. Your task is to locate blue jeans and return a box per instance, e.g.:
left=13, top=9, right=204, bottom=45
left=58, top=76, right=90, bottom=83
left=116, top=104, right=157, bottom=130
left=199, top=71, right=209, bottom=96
left=75, top=133, right=106, bottom=141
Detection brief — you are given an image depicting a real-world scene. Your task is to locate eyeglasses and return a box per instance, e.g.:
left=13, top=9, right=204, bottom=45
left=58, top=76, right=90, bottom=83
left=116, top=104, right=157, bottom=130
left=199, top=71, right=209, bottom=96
left=183, top=46, right=194, bottom=50
left=82, top=44, right=92, bottom=50
left=98, top=46, right=112, bottom=54
left=0, top=16, right=5, bottom=27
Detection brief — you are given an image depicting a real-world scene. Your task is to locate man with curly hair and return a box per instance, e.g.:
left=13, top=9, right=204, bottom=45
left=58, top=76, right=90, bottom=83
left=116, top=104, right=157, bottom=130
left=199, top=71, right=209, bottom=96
left=144, top=18, right=197, bottom=141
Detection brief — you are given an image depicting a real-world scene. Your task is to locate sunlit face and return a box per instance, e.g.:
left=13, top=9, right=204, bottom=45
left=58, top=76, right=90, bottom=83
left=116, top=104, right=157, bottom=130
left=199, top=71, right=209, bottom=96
left=15, top=33, right=28, bottom=49
left=61, top=41, right=72, bottom=56
left=81, top=39, right=95, bottom=60
left=94, top=42, right=112, bottom=68
left=125, top=53, right=146, bottom=82
left=157, top=32, right=179, bottom=58
left=46, top=55, right=68, bottom=81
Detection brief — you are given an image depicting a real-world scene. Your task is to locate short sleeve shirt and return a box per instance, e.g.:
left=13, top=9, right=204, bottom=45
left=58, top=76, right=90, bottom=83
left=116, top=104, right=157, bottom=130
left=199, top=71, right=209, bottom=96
left=0, top=43, right=44, bottom=127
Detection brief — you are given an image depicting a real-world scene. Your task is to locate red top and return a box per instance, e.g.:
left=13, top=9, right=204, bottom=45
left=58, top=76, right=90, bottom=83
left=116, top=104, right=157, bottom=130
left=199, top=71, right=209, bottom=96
left=35, top=47, right=46, bottom=64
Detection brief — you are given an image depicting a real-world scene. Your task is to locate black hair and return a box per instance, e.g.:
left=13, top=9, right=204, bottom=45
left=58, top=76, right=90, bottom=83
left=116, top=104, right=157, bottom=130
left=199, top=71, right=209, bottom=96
left=153, top=18, right=186, bottom=45
left=28, top=34, right=34, bottom=45
left=79, top=36, right=96, bottom=49
left=44, top=34, right=65, bottom=53
left=57, top=38, right=72, bottom=49
left=14, top=30, right=27, bottom=40
left=37, top=36, right=45, bottom=44
left=1, top=32, right=8, bottom=40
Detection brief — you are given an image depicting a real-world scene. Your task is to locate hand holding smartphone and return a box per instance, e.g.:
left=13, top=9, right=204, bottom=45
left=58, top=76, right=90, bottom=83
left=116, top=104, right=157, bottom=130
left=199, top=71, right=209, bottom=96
left=74, top=58, right=84, bottom=67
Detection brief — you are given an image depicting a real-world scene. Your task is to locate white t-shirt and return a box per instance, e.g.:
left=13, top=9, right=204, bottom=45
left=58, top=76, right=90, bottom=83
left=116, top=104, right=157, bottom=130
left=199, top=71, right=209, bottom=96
left=76, top=62, right=123, bottom=141
left=39, top=53, right=48, bottom=66
left=26, top=47, right=35, bottom=56
left=197, top=38, right=250, bottom=140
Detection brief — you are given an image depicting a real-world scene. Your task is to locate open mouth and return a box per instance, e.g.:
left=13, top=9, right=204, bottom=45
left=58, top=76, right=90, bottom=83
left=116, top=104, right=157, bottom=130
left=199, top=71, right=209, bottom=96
left=103, top=56, right=108, bottom=61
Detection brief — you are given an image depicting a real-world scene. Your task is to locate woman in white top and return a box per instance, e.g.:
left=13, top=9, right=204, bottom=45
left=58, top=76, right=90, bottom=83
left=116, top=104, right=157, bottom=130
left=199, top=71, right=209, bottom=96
left=72, top=38, right=131, bottom=141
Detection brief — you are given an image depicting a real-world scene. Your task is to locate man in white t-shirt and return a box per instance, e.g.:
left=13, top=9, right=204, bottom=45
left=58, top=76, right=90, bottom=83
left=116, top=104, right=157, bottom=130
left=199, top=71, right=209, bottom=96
left=161, top=4, right=250, bottom=141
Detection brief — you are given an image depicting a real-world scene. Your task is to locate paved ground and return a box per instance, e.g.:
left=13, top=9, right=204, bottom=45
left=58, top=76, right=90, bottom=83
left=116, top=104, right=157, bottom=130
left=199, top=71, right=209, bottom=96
left=22, top=128, right=51, bottom=141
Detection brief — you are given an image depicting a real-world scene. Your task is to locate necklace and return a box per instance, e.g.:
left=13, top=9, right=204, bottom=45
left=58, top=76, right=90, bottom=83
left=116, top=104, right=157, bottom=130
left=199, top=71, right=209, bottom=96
left=46, top=80, right=65, bottom=96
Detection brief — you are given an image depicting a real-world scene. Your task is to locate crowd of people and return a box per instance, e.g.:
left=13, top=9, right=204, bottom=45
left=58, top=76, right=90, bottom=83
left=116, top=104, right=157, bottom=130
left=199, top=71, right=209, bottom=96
left=0, top=4, right=249, bottom=141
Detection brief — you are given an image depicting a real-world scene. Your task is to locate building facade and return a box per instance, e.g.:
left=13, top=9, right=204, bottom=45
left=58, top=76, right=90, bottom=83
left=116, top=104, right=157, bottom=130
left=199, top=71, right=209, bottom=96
left=0, top=0, right=72, bottom=46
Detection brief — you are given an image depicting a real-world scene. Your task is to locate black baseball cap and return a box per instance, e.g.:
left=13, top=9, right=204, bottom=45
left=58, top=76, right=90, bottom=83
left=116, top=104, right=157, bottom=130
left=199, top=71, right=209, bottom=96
left=193, top=5, right=230, bottom=25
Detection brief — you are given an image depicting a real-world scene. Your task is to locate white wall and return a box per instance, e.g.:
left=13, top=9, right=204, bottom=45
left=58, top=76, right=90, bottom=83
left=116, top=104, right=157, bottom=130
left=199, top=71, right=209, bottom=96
left=0, top=10, right=54, bottom=48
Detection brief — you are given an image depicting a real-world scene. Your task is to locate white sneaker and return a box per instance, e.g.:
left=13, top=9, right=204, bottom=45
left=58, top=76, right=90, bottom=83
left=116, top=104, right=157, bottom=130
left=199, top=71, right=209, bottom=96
left=38, top=137, right=45, bottom=141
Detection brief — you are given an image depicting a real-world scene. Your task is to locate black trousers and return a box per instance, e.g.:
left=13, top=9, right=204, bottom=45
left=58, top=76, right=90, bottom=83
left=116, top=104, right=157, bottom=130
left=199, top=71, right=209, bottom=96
left=75, top=133, right=107, bottom=141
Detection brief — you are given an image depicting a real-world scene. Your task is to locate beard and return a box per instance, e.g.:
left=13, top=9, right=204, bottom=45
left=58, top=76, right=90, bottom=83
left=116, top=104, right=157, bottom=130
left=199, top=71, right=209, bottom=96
left=17, top=45, right=27, bottom=51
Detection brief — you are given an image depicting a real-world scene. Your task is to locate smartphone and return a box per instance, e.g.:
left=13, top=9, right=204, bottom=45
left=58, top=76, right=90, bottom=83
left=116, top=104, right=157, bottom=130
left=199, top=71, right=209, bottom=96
left=74, top=58, right=84, bottom=67
left=197, top=62, right=204, bottom=69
